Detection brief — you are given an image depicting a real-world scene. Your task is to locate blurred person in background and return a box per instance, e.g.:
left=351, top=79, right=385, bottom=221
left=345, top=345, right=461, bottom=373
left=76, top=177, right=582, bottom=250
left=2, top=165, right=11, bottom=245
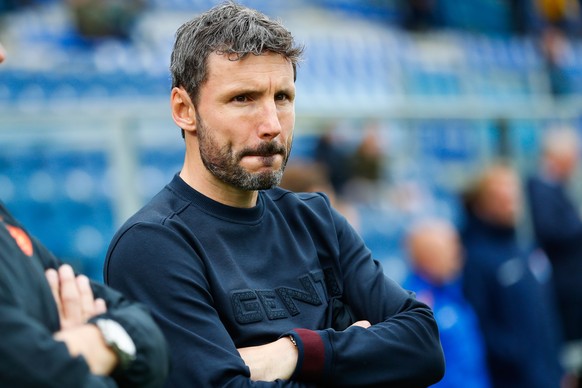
left=403, top=218, right=491, bottom=388
left=540, top=26, right=572, bottom=96
left=402, top=0, right=440, bottom=32
left=104, top=2, right=445, bottom=387
left=343, top=124, right=387, bottom=205
left=537, top=0, right=582, bottom=34
left=66, top=0, right=146, bottom=41
left=526, top=126, right=582, bottom=384
left=461, top=163, right=563, bottom=388
left=0, top=42, right=170, bottom=388
left=279, top=161, right=360, bottom=232
left=314, top=122, right=353, bottom=196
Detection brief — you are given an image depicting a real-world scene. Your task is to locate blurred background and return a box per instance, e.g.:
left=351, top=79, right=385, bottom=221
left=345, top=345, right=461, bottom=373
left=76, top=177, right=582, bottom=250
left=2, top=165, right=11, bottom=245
left=0, top=0, right=581, bottom=284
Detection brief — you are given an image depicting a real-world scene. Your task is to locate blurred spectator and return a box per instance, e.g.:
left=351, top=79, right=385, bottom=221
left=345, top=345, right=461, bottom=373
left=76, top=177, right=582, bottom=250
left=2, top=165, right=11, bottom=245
left=526, top=126, right=582, bottom=382
left=279, top=161, right=360, bottom=231
left=349, top=125, right=385, bottom=183
left=403, top=218, right=491, bottom=388
left=461, top=163, right=563, bottom=388
left=66, top=0, right=146, bottom=41
left=402, top=0, right=439, bottom=32
left=540, top=26, right=572, bottom=96
left=314, top=122, right=352, bottom=196
left=536, top=0, right=581, bottom=34
left=343, top=124, right=387, bottom=205
left=508, top=0, right=539, bottom=35
left=315, top=122, right=387, bottom=205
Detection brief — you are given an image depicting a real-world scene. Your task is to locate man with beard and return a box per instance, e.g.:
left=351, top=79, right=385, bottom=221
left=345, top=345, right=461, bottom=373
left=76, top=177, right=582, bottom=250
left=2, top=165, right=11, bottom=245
left=104, top=3, right=444, bottom=387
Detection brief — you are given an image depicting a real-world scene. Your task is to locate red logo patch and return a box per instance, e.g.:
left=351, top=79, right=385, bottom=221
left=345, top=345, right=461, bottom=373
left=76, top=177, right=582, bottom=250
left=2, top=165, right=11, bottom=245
left=5, top=224, right=34, bottom=257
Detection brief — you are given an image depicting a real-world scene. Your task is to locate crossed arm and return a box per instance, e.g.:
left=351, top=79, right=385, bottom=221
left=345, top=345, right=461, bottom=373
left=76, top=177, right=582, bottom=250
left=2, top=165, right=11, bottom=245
left=45, top=262, right=310, bottom=382
left=237, top=320, right=371, bottom=381
left=45, top=264, right=118, bottom=375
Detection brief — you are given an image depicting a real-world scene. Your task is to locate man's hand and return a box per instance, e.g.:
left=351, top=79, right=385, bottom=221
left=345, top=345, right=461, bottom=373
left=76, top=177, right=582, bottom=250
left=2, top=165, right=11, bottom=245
left=237, top=337, right=298, bottom=382
left=54, top=324, right=118, bottom=375
left=45, top=264, right=106, bottom=329
left=46, top=264, right=117, bottom=375
left=237, top=321, right=371, bottom=382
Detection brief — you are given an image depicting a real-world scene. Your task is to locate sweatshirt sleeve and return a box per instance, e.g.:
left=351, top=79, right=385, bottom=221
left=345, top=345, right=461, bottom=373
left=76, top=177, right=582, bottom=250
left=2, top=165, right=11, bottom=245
left=105, top=222, right=314, bottom=388
left=34, top=237, right=170, bottom=388
left=285, top=207, right=445, bottom=387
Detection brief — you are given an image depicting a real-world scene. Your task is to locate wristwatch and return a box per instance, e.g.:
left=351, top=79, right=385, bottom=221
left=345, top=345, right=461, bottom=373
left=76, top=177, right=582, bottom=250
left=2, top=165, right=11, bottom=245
left=94, top=318, right=137, bottom=370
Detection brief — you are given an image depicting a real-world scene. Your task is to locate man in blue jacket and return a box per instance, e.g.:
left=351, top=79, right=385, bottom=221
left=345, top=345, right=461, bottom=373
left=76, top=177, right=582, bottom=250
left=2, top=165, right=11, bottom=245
left=526, top=126, right=582, bottom=381
left=403, top=219, right=490, bottom=388
left=461, top=164, right=563, bottom=388
left=104, top=2, right=445, bottom=387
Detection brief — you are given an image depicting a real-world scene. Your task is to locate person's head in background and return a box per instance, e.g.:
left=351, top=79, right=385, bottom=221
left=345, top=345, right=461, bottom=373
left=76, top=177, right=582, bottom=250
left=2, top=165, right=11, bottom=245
left=541, top=125, right=580, bottom=183
left=406, top=218, right=463, bottom=286
left=279, top=161, right=336, bottom=199
left=279, top=161, right=361, bottom=231
left=463, top=163, right=522, bottom=228
left=0, top=43, right=5, bottom=63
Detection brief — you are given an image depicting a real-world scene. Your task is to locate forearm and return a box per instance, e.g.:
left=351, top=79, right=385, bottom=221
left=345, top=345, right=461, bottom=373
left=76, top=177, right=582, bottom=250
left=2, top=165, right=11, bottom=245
left=286, top=307, right=444, bottom=387
left=238, top=336, right=298, bottom=382
left=0, top=306, right=116, bottom=388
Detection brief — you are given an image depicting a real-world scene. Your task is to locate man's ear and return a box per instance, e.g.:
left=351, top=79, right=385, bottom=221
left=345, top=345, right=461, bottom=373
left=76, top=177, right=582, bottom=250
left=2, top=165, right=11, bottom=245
left=171, top=87, right=197, bottom=134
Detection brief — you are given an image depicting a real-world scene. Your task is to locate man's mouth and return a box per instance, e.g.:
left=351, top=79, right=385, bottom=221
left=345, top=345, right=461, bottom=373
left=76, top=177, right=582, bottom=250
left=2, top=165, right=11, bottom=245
left=240, top=143, right=285, bottom=159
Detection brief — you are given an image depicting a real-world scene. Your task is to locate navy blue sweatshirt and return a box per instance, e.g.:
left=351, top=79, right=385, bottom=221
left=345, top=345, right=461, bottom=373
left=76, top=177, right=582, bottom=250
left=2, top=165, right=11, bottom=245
left=461, top=211, right=562, bottom=388
left=527, top=175, right=582, bottom=341
left=0, top=202, right=169, bottom=387
left=105, top=174, right=444, bottom=387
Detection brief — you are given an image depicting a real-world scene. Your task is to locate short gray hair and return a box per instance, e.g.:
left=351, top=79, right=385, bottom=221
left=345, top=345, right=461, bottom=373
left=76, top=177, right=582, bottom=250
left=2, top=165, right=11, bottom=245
left=170, top=1, right=304, bottom=104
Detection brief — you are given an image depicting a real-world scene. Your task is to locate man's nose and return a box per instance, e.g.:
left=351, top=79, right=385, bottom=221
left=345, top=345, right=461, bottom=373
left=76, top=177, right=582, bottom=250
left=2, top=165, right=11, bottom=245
left=257, top=100, right=282, bottom=140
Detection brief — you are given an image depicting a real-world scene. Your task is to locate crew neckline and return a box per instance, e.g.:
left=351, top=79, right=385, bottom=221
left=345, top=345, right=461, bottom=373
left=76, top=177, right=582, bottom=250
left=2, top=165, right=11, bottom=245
left=168, top=174, right=265, bottom=224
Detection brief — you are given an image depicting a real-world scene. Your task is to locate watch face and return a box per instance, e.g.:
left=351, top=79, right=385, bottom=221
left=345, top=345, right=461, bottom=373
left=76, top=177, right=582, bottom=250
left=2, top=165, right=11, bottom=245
left=97, top=319, right=137, bottom=360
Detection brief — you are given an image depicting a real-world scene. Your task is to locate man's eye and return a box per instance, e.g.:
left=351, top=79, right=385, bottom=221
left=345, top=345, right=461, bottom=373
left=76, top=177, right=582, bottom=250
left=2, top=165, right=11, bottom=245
left=233, top=95, right=248, bottom=102
left=275, top=93, right=289, bottom=101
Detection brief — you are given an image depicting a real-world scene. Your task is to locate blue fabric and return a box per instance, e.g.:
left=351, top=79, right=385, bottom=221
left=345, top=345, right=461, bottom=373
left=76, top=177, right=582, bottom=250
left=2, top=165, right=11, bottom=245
left=527, top=175, right=582, bottom=341
left=105, top=174, right=445, bottom=387
left=461, top=211, right=563, bottom=388
left=404, top=273, right=490, bottom=388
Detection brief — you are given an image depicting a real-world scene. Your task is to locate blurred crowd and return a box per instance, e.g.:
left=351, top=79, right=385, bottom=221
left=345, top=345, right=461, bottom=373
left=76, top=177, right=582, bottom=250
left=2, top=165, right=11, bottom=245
left=2, top=0, right=582, bottom=40
left=0, top=0, right=145, bottom=41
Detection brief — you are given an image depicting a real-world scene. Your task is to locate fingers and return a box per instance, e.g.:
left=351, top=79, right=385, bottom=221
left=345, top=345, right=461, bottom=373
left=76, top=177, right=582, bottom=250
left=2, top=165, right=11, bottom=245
left=76, top=274, right=96, bottom=318
left=94, top=298, right=107, bottom=315
left=45, top=268, right=64, bottom=318
left=48, top=264, right=106, bottom=329
left=59, top=264, right=83, bottom=327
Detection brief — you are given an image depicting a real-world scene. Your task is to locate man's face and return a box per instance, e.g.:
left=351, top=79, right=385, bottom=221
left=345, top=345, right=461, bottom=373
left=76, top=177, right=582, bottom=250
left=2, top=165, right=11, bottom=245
left=194, top=51, right=295, bottom=191
left=411, top=226, right=463, bottom=285
left=481, top=169, right=521, bottom=227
